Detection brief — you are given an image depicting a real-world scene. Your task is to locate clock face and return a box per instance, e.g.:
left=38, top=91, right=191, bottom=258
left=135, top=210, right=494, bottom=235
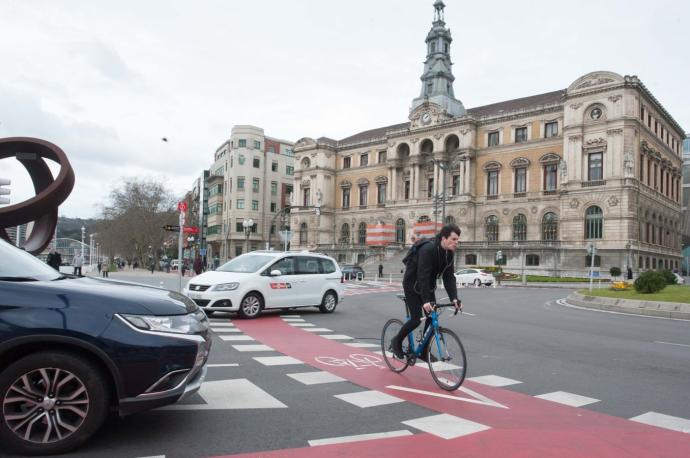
left=421, top=112, right=432, bottom=124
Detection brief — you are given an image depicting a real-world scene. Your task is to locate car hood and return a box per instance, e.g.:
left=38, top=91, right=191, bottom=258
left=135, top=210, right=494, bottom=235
left=187, top=271, right=255, bottom=286
left=6, top=277, right=197, bottom=316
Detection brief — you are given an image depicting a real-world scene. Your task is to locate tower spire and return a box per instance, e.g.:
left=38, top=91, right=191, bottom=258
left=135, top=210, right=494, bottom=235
left=410, top=1, right=465, bottom=118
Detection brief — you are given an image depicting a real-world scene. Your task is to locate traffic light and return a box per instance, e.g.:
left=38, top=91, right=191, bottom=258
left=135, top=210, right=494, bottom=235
left=0, top=178, right=10, bottom=205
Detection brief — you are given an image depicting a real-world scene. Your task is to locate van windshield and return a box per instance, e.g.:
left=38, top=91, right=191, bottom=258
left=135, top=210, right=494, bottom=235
left=217, top=254, right=274, bottom=273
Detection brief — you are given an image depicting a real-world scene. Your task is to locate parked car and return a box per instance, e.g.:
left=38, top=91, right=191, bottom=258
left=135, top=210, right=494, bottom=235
left=454, top=268, right=496, bottom=286
left=0, top=238, right=211, bottom=456
left=340, top=264, right=365, bottom=280
left=184, top=251, right=345, bottom=318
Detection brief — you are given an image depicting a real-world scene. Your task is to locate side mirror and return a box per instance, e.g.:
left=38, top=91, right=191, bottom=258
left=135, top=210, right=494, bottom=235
left=270, top=269, right=282, bottom=277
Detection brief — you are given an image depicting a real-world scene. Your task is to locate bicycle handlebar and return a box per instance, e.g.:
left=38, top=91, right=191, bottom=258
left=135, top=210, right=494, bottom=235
left=430, top=302, right=460, bottom=316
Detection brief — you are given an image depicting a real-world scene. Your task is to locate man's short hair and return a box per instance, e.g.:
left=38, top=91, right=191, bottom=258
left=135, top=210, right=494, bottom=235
left=438, top=223, right=461, bottom=239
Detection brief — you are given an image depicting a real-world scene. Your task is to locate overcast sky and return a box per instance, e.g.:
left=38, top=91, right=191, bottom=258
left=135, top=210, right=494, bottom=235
left=1, top=0, right=688, bottom=219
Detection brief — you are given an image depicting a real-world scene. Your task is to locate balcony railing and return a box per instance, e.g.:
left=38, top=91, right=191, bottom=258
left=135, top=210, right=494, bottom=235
left=581, top=180, right=606, bottom=187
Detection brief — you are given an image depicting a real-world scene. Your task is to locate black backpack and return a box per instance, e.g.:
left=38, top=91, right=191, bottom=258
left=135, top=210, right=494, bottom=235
left=402, top=238, right=433, bottom=268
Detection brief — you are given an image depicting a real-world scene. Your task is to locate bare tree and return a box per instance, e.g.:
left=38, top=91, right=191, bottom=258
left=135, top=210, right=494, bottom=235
left=95, top=178, right=178, bottom=267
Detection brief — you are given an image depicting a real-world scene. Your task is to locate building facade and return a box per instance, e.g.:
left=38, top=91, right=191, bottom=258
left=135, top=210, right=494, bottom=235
left=291, top=0, right=685, bottom=277
left=205, top=125, right=294, bottom=262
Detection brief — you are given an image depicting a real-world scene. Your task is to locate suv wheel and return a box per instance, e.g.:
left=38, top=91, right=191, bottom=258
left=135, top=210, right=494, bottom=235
left=319, top=291, right=338, bottom=313
left=0, top=351, right=110, bottom=456
left=239, top=293, right=263, bottom=319
left=474, top=278, right=481, bottom=286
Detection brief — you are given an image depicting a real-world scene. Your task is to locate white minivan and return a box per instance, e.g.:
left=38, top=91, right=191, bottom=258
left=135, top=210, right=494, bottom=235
left=183, top=251, right=345, bottom=318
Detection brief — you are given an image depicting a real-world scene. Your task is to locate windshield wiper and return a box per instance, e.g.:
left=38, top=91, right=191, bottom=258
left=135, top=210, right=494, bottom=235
left=0, top=276, right=39, bottom=282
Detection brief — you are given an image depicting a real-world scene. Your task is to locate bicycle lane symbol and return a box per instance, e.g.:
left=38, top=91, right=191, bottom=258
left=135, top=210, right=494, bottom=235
left=315, top=353, right=387, bottom=370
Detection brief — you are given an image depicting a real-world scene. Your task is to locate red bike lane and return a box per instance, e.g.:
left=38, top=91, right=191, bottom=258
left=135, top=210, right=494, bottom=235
left=218, top=316, right=690, bottom=457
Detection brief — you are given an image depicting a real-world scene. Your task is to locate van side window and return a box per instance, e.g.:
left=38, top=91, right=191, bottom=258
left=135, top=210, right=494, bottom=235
left=296, top=257, right=321, bottom=274
left=269, top=257, right=295, bottom=275
left=319, top=259, right=336, bottom=273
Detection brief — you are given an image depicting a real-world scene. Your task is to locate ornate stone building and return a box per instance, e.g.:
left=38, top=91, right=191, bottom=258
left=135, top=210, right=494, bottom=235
left=291, top=0, right=684, bottom=277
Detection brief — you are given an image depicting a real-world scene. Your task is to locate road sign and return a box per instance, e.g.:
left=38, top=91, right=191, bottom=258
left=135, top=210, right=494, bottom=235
left=183, top=226, right=199, bottom=234
left=199, top=248, right=206, bottom=256
left=178, top=201, right=187, bottom=213
left=163, top=225, right=180, bottom=232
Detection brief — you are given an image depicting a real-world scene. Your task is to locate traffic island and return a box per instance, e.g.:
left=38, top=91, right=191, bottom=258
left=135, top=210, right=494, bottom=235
left=566, top=291, right=690, bottom=320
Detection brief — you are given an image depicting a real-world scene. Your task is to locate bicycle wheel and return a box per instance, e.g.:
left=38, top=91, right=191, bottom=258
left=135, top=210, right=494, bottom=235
left=427, top=327, right=467, bottom=391
left=381, top=319, right=410, bottom=373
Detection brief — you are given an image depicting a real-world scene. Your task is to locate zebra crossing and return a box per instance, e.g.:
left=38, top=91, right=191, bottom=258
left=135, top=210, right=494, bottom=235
left=343, top=280, right=401, bottom=296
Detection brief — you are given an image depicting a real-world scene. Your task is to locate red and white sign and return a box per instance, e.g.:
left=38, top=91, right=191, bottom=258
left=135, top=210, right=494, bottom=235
left=413, top=221, right=442, bottom=239
left=269, top=282, right=292, bottom=289
left=366, top=223, right=396, bottom=246
left=183, top=226, right=199, bottom=234
left=178, top=201, right=188, bottom=213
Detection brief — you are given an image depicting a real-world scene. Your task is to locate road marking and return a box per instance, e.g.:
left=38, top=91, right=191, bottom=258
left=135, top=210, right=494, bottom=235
left=219, top=335, right=254, bottom=341
left=535, top=391, right=600, bottom=407
left=287, top=371, right=346, bottom=385
left=402, top=413, right=490, bottom=439
left=308, top=430, right=413, bottom=446
left=208, top=363, right=239, bottom=367
left=321, top=334, right=354, bottom=340
left=630, top=412, right=690, bottom=433
left=467, top=375, right=522, bottom=387
left=316, top=354, right=386, bottom=370
left=280, top=314, right=301, bottom=317
left=232, top=344, right=274, bottom=352
left=210, top=323, right=235, bottom=327
left=304, top=328, right=333, bottom=332
left=387, top=385, right=508, bottom=409
left=161, top=379, right=286, bottom=410
left=253, top=356, right=303, bottom=366
left=345, top=342, right=380, bottom=348
left=654, top=340, right=690, bottom=348
left=282, top=318, right=305, bottom=322
left=212, top=328, right=242, bottom=333
left=335, top=390, right=405, bottom=408
left=289, top=323, right=315, bottom=327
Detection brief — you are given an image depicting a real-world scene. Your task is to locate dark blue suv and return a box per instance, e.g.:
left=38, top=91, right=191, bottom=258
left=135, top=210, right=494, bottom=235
left=0, top=239, right=212, bottom=455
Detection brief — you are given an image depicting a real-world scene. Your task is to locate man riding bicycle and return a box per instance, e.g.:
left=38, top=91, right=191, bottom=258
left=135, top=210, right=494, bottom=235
left=391, top=223, right=462, bottom=359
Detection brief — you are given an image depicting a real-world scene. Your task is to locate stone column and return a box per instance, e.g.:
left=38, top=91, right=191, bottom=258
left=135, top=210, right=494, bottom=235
left=391, top=167, right=397, bottom=202
left=387, top=167, right=393, bottom=201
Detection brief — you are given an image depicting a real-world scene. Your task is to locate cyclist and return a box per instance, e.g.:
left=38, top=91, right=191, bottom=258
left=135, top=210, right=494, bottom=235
left=391, top=223, right=462, bottom=359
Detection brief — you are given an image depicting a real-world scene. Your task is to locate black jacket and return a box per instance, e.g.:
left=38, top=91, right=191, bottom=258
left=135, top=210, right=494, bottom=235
left=402, top=238, right=458, bottom=304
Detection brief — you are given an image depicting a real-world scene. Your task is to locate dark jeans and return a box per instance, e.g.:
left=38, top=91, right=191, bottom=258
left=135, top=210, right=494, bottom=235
left=73, top=267, right=82, bottom=276
left=395, top=287, right=433, bottom=346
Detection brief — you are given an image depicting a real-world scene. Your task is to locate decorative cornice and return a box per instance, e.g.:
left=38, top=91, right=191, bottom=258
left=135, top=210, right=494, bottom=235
left=608, top=95, right=622, bottom=103
left=607, top=128, right=623, bottom=136
left=509, top=157, right=531, bottom=168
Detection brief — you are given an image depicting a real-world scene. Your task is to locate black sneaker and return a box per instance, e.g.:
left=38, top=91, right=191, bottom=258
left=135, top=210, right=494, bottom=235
left=391, top=337, right=405, bottom=359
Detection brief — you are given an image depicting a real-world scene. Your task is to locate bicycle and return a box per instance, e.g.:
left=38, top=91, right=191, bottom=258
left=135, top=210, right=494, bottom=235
left=381, top=293, right=467, bottom=391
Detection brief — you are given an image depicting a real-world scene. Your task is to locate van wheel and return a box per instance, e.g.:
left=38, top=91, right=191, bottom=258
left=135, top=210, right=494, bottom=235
left=0, top=351, right=110, bottom=456
left=239, top=293, right=263, bottom=319
left=319, top=291, right=338, bottom=313
left=474, top=278, right=481, bottom=286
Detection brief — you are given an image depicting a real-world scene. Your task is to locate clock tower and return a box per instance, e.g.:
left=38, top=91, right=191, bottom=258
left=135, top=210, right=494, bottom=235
left=410, top=0, right=466, bottom=124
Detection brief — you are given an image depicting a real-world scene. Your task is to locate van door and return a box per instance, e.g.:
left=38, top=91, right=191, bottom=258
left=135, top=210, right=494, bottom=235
left=263, top=256, right=298, bottom=308
left=293, top=256, right=323, bottom=306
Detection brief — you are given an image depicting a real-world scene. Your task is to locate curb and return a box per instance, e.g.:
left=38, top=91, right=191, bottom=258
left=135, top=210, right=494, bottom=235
left=565, top=291, right=690, bottom=320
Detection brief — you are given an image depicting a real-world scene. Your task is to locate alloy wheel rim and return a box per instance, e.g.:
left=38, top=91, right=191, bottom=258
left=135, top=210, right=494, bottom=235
left=3, top=368, right=89, bottom=444
left=325, top=294, right=336, bottom=311
left=243, top=296, right=260, bottom=315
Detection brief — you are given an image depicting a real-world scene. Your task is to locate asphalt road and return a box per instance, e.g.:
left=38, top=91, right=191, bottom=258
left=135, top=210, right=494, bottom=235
left=31, top=274, right=689, bottom=457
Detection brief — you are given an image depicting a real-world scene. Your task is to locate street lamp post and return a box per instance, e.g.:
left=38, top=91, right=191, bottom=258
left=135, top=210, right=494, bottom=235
left=80, top=226, right=85, bottom=258
left=242, top=218, right=254, bottom=254
left=89, top=234, right=94, bottom=266
left=427, top=157, right=459, bottom=227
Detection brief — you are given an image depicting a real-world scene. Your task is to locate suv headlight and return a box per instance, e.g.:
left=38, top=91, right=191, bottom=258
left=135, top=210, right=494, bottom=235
left=213, top=282, right=239, bottom=291
left=120, top=310, right=209, bottom=334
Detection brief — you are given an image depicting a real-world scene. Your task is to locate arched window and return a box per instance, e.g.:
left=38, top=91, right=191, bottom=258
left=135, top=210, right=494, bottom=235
left=585, top=206, right=603, bottom=239
left=512, top=214, right=527, bottom=241
left=299, top=222, right=308, bottom=244
left=542, top=212, right=558, bottom=241
left=395, top=218, right=405, bottom=243
left=445, top=215, right=455, bottom=225
left=358, top=222, right=367, bottom=245
left=420, top=139, right=434, bottom=154
left=340, top=223, right=350, bottom=244
left=486, top=215, right=499, bottom=241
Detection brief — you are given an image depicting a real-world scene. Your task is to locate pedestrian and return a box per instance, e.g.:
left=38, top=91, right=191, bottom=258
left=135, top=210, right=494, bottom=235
left=72, top=251, right=84, bottom=276
left=627, top=266, right=633, bottom=280
left=378, top=263, right=384, bottom=278
left=97, top=261, right=102, bottom=275
left=46, top=249, right=62, bottom=270
left=390, top=224, right=462, bottom=361
left=193, top=256, right=203, bottom=275
left=103, top=259, right=109, bottom=277
left=149, top=260, right=155, bottom=274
